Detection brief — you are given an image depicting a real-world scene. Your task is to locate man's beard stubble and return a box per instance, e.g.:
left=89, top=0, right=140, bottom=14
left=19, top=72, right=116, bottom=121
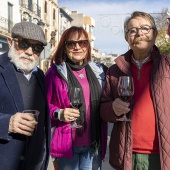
left=8, top=43, right=39, bottom=74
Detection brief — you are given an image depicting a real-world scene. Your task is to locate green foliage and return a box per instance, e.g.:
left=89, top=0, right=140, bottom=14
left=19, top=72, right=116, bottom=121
left=154, top=8, right=170, bottom=55
left=156, top=28, right=170, bottom=55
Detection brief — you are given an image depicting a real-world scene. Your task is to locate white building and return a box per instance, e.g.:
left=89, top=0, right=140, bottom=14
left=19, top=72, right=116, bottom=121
left=59, top=7, right=73, bottom=39
left=0, top=0, right=20, bottom=54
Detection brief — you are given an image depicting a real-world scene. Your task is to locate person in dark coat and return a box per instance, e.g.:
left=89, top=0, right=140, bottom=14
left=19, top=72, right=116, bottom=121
left=0, top=21, right=51, bottom=170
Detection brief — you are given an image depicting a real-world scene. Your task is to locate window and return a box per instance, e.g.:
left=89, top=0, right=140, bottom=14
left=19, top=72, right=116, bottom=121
left=28, top=0, right=33, bottom=11
left=53, top=9, right=55, bottom=20
left=44, top=1, right=47, bottom=13
left=8, top=3, right=13, bottom=32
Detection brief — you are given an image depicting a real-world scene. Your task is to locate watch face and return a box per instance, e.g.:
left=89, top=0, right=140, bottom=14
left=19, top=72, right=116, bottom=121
left=55, top=111, right=59, bottom=119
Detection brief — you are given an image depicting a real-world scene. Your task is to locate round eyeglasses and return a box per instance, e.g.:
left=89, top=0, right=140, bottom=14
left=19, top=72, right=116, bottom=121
left=126, top=25, right=154, bottom=36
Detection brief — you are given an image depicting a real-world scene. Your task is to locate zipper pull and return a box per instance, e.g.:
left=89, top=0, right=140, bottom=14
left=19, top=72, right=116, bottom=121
left=137, top=67, right=141, bottom=80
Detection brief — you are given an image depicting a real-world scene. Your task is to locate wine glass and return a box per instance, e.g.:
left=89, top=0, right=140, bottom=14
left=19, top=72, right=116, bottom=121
left=69, top=87, right=83, bottom=128
left=117, top=76, right=134, bottom=121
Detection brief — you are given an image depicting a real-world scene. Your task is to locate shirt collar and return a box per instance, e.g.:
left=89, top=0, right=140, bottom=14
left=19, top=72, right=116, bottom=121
left=13, top=63, right=38, bottom=80
left=131, top=54, right=152, bottom=69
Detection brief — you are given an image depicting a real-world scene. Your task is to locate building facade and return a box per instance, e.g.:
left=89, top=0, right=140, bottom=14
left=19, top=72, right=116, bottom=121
left=59, top=7, right=72, bottom=39
left=0, top=0, right=20, bottom=54
left=40, top=0, right=60, bottom=72
left=0, top=1, right=102, bottom=69
left=20, top=0, right=41, bottom=24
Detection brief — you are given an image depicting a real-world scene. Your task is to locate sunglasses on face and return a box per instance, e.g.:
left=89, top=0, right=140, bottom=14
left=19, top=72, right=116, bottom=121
left=13, top=38, right=44, bottom=54
left=65, top=40, right=89, bottom=49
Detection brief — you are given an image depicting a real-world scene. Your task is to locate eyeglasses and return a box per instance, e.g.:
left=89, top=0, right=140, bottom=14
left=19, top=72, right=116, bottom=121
left=13, top=38, right=44, bottom=54
left=126, top=25, right=154, bottom=36
left=65, top=40, right=89, bottom=49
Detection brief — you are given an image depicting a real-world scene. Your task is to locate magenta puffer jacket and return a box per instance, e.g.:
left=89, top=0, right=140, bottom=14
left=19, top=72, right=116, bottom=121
left=45, top=62, right=107, bottom=159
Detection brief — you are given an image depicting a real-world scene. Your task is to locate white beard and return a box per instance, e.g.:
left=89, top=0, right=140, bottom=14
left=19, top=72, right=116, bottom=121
left=8, top=43, right=39, bottom=74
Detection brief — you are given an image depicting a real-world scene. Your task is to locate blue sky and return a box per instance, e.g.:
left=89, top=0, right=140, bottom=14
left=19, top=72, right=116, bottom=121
left=58, top=0, right=170, bottom=55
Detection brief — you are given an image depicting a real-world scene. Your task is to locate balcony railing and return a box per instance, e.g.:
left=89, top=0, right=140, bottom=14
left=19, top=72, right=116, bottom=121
left=20, top=0, right=41, bottom=17
left=0, top=16, right=14, bottom=35
left=32, top=3, right=41, bottom=17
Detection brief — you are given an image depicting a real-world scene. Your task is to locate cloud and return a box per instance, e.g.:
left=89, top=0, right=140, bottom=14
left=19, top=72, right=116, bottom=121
left=58, top=0, right=169, bottom=54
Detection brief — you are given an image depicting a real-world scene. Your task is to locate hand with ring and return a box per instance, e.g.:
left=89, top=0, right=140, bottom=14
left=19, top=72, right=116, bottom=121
left=69, top=117, right=74, bottom=121
left=59, top=108, right=80, bottom=122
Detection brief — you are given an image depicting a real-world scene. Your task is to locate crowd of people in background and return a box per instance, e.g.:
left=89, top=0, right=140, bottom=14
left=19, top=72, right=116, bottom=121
left=0, top=10, right=170, bottom=170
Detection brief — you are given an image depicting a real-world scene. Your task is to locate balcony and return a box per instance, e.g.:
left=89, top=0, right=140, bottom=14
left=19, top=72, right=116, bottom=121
left=20, top=0, right=41, bottom=17
left=0, top=16, right=14, bottom=36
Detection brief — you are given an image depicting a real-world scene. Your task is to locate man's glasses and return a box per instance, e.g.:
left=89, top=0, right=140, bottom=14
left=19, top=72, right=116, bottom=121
left=65, top=40, right=89, bottom=49
left=13, top=38, right=44, bottom=54
left=126, top=25, right=154, bottom=36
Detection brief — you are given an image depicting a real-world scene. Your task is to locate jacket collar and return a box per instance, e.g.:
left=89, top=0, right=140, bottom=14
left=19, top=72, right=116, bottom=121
left=114, top=45, right=161, bottom=75
left=52, top=61, right=105, bottom=81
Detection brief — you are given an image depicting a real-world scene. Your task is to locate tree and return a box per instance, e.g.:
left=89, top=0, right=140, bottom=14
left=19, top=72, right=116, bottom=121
left=154, top=8, right=170, bottom=55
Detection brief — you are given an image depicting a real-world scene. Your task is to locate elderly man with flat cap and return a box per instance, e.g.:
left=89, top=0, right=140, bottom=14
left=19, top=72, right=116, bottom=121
left=0, top=22, right=51, bottom=170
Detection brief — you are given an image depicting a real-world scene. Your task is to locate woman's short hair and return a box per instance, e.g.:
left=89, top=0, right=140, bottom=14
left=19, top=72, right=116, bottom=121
left=52, top=26, right=91, bottom=65
left=124, top=11, right=157, bottom=39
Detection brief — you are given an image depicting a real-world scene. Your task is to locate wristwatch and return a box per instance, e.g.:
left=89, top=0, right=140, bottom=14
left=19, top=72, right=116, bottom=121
left=54, top=109, right=60, bottom=120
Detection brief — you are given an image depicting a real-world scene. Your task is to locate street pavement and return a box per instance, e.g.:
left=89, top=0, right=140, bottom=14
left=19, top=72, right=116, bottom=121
left=47, top=123, right=114, bottom=170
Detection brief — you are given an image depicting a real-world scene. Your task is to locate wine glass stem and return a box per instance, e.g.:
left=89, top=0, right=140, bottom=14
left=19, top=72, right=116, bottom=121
left=123, top=114, right=127, bottom=119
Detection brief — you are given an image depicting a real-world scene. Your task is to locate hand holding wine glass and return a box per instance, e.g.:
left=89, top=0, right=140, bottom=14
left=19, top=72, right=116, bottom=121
left=117, top=76, right=134, bottom=121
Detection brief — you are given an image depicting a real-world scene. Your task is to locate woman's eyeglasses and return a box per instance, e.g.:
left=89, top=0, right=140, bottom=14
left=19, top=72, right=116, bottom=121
left=13, top=38, right=44, bottom=54
left=65, top=40, right=89, bottom=49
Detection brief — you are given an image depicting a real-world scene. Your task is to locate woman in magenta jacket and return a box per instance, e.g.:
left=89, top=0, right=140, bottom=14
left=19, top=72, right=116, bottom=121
left=45, top=26, right=107, bottom=170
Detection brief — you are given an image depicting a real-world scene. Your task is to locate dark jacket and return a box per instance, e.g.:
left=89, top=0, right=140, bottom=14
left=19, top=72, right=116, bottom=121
left=0, top=52, right=51, bottom=170
left=100, top=46, right=170, bottom=170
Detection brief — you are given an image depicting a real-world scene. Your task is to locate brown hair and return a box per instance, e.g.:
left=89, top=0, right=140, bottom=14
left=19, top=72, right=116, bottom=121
left=124, top=11, right=157, bottom=40
left=52, top=26, right=91, bottom=65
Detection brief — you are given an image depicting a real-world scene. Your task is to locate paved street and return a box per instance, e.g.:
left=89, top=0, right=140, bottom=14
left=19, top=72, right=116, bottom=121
left=48, top=123, right=114, bottom=170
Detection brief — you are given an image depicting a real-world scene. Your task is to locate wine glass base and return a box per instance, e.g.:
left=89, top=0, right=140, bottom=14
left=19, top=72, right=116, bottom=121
left=117, top=117, right=132, bottom=122
left=70, top=122, right=82, bottom=128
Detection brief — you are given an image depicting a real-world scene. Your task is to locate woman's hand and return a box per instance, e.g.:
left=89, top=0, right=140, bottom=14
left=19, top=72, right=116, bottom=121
left=112, top=98, right=130, bottom=116
left=60, top=108, right=80, bottom=122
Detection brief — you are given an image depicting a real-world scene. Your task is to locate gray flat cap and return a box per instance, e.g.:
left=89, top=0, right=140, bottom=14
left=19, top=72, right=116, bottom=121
left=11, top=22, right=47, bottom=46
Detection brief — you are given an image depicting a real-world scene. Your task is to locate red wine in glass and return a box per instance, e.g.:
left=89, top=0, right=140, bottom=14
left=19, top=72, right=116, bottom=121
left=120, top=95, right=132, bottom=102
left=71, top=101, right=83, bottom=109
left=117, top=76, right=134, bottom=121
